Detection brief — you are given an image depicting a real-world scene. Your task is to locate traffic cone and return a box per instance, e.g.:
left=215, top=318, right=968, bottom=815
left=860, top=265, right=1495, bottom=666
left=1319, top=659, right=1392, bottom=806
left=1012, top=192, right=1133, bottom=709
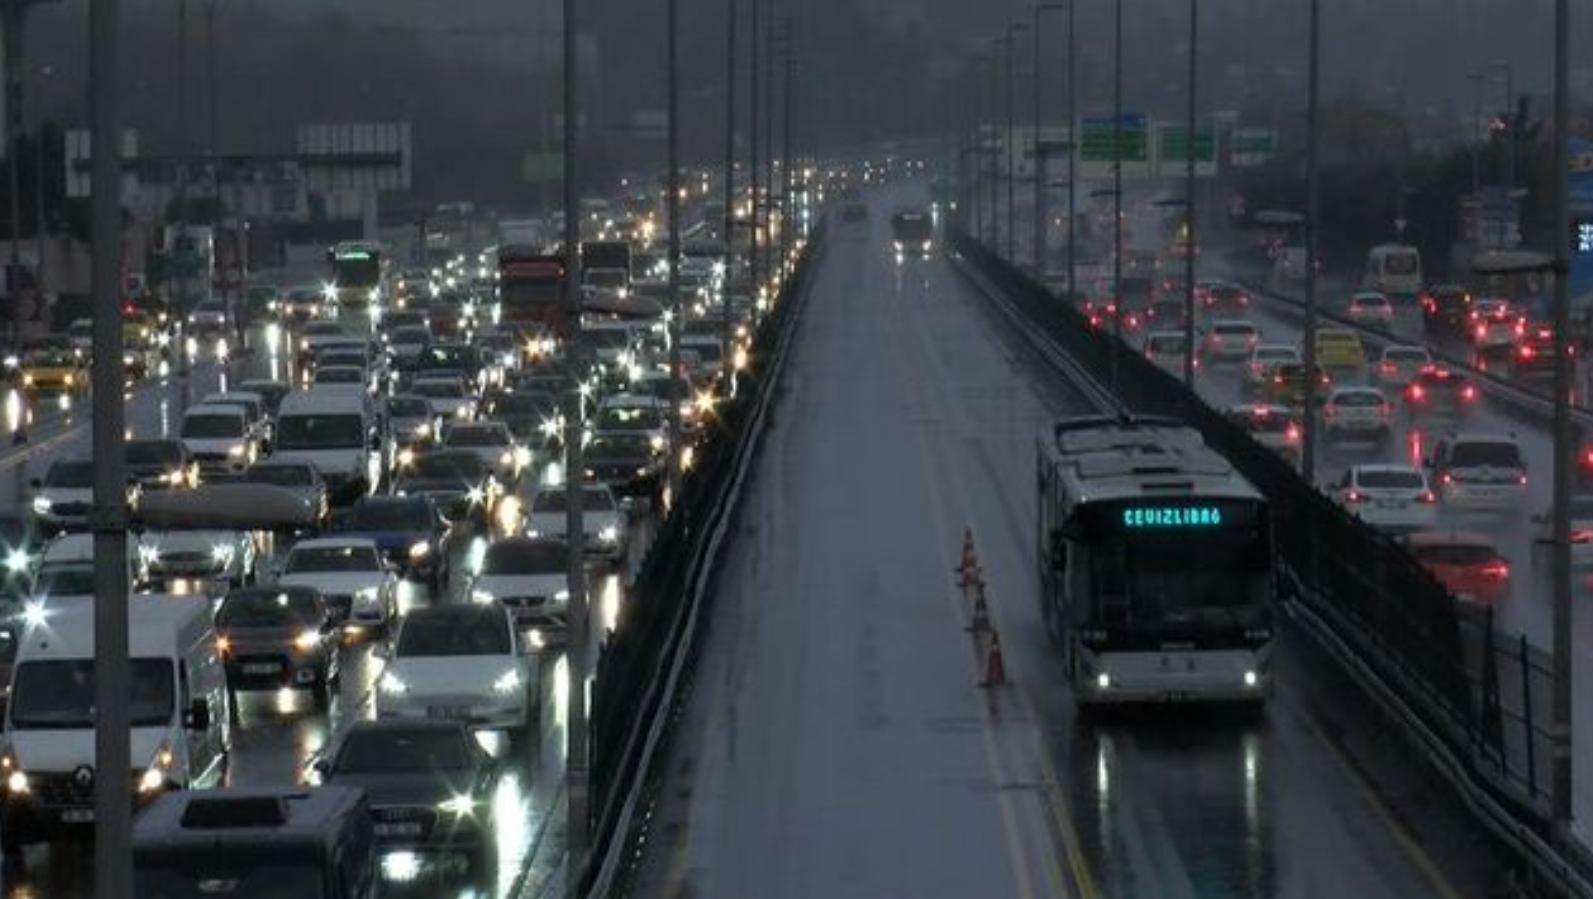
left=966, top=583, right=991, bottom=634
left=981, top=630, right=1007, bottom=688
left=954, top=528, right=980, bottom=589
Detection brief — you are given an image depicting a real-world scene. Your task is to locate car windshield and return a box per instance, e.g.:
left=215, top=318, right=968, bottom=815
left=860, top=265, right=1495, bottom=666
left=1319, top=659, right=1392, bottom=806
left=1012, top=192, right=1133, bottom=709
left=1213, top=324, right=1254, bottom=336
left=33, top=566, right=95, bottom=597
left=532, top=488, right=615, bottom=514
left=11, top=659, right=174, bottom=729
left=315, top=368, right=362, bottom=384
left=1255, top=349, right=1296, bottom=362
left=483, top=541, right=565, bottom=574
left=345, top=500, right=434, bottom=530
left=1357, top=469, right=1424, bottom=489
left=1571, top=498, right=1593, bottom=519
left=396, top=613, right=511, bottom=656
left=1411, top=543, right=1496, bottom=566
left=242, top=465, right=315, bottom=487
left=276, top=414, right=364, bottom=450
left=1146, top=335, right=1186, bottom=353
left=597, top=406, right=663, bottom=430
left=388, top=397, right=431, bottom=418
left=414, top=381, right=465, bottom=399
left=409, top=453, right=486, bottom=479
left=181, top=414, right=243, bottom=439
left=446, top=426, right=509, bottom=447
left=286, top=545, right=379, bottom=574
left=1333, top=392, right=1385, bottom=407
left=392, top=326, right=431, bottom=344
left=1450, top=442, right=1523, bottom=468
left=218, top=590, right=321, bottom=628
left=137, top=866, right=323, bottom=899
left=127, top=442, right=183, bottom=468
left=1230, top=411, right=1292, bottom=434
left=335, top=727, right=473, bottom=773
left=44, top=461, right=94, bottom=488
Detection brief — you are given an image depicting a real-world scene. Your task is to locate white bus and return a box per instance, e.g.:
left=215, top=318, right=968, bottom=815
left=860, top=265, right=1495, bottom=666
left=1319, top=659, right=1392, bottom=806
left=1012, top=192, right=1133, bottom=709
left=1364, top=243, right=1423, bottom=297
left=1036, top=416, right=1276, bottom=707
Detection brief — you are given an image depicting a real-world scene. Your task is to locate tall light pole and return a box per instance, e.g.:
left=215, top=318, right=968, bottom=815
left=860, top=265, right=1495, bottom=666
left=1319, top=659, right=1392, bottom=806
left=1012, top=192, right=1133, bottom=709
left=721, top=0, right=737, bottom=368
left=1181, top=0, right=1198, bottom=387
left=1032, top=4, right=1063, bottom=279
left=561, top=0, right=590, bottom=885
left=747, top=0, right=760, bottom=304
left=1003, top=22, right=1026, bottom=262
left=1466, top=70, right=1482, bottom=200
left=89, top=0, right=131, bottom=894
left=1109, top=0, right=1123, bottom=394
left=1301, top=0, right=1321, bottom=484
left=1550, top=0, right=1572, bottom=832
left=665, top=0, right=682, bottom=504
left=1065, top=0, right=1076, bottom=307
left=987, top=39, right=1001, bottom=247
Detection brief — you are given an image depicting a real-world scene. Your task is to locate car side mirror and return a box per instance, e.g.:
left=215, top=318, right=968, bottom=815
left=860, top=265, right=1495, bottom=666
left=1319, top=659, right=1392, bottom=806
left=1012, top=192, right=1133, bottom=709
left=184, top=698, right=212, bottom=731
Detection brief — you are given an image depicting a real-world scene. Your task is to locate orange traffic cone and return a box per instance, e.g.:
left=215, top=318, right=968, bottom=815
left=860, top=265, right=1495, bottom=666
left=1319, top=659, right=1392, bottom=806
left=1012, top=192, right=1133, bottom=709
left=981, top=630, right=1007, bottom=688
left=966, top=583, right=991, bottom=634
left=955, top=528, right=980, bottom=589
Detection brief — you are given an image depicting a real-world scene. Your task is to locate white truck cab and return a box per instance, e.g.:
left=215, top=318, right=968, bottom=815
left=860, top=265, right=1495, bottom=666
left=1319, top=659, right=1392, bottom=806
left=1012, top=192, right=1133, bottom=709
left=0, top=594, right=230, bottom=855
left=272, top=389, right=380, bottom=504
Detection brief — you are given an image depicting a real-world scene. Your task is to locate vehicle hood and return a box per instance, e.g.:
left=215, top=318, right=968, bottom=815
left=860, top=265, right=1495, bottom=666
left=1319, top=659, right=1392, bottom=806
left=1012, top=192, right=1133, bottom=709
left=38, top=486, right=92, bottom=504
left=10, top=727, right=172, bottom=773
left=338, top=527, right=429, bottom=553
left=327, top=770, right=470, bottom=807
left=140, top=530, right=241, bottom=555
left=388, top=655, right=522, bottom=694
left=273, top=447, right=364, bottom=476
left=278, top=571, right=385, bottom=596
left=472, top=573, right=567, bottom=598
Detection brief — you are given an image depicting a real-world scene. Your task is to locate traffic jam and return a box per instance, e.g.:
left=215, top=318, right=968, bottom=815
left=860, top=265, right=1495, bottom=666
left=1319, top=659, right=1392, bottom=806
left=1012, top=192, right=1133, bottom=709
left=1071, top=232, right=1565, bottom=612
left=0, top=193, right=754, bottom=894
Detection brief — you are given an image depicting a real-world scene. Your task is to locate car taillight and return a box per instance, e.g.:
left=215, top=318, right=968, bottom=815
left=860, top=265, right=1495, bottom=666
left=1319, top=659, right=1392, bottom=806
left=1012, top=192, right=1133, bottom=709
left=1519, top=345, right=1536, bottom=360
left=1380, top=361, right=1396, bottom=375
left=1345, top=490, right=1364, bottom=504
left=1441, top=472, right=1453, bottom=485
left=1408, top=384, right=1426, bottom=401
left=1274, top=374, right=1284, bottom=384
left=1482, top=561, right=1510, bottom=580
left=1285, top=424, right=1301, bottom=442
left=1582, top=449, right=1593, bottom=469
left=1417, top=490, right=1437, bottom=504
left=1572, top=529, right=1593, bottom=545
left=1518, top=473, right=1528, bottom=486
left=1475, top=325, right=1488, bottom=340
left=1324, top=405, right=1337, bottom=417
left=1461, top=385, right=1477, bottom=401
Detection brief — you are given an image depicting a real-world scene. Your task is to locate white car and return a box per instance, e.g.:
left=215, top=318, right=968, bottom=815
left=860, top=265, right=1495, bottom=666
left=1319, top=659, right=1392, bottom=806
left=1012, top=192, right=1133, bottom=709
left=1377, top=345, right=1432, bottom=388
left=1566, top=495, right=1593, bottom=565
left=1323, top=386, right=1392, bottom=444
left=1336, top=464, right=1437, bottom=531
left=312, top=364, right=372, bottom=395
left=412, top=375, right=478, bottom=421
left=442, top=420, right=526, bottom=483
left=592, top=394, right=669, bottom=451
left=526, top=484, right=627, bottom=560
left=375, top=602, right=533, bottom=739
left=28, top=459, right=95, bottom=535
left=276, top=537, right=398, bottom=636
left=1346, top=291, right=1394, bottom=328
left=1203, top=319, right=1260, bottom=362
left=136, top=529, right=257, bottom=594
left=469, top=536, right=569, bottom=636
left=1429, top=433, right=1528, bottom=510
left=179, top=406, right=258, bottom=473
left=1141, top=331, right=1192, bottom=376
left=1223, top=404, right=1301, bottom=468
left=1246, top=344, right=1301, bottom=395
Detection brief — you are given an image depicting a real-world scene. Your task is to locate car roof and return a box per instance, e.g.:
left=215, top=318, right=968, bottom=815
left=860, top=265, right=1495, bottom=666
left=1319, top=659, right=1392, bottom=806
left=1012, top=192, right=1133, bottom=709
left=1350, top=463, right=1421, bottom=475
left=1404, top=530, right=1495, bottom=548
left=1330, top=385, right=1384, bottom=397
left=291, top=536, right=380, bottom=551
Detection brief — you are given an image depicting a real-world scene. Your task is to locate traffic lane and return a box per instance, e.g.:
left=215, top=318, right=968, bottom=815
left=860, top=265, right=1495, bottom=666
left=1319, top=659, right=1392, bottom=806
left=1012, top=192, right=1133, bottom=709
left=930, top=235, right=1510, bottom=895
left=626, top=202, right=1070, bottom=899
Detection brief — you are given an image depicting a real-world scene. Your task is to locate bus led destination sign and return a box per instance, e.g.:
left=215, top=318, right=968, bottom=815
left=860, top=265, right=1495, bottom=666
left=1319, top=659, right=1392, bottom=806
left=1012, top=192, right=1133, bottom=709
left=1121, top=506, right=1225, bottom=528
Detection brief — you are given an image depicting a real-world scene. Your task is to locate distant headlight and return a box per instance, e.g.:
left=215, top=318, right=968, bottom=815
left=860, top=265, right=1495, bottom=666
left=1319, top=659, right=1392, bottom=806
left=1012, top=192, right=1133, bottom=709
left=293, top=630, right=321, bottom=652
left=210, top=544, right=235, bottom=564
left=466, top=486, right=485, bottom=505
left=30, top=496, right=51, bottom=514
left=354, top=586, right=380, bottom=607
left=227, top=444, right=246, bottom=458
left=553, top=589, right=570, bottom=603
left=379, top=672, right=407, bottom=695
left=597, top=525, right=619, bottom=544
left=437, top=793, right=480, bottom=817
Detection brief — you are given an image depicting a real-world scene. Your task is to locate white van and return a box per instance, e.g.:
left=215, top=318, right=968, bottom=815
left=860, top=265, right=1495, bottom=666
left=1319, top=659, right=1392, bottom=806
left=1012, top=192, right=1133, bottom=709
left=0, top=594, right=229, bottom=855
left=272, top=389, right=381, bottom=504
left=1364, top=244, right=1423, bottom=296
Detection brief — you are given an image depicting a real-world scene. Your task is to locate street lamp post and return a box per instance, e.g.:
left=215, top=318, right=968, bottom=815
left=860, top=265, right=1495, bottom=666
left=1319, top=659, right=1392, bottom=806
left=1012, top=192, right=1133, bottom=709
left=561, top=0, right=590, bottom=885
left=1003, top=22, right=1027, bottom=262
left=1065, top=0, right=1076, bottom=308
left=1032, top=3, right=1063, bottom=279
left=1550, top=0, right=1572, bottom=832
left=721, top=0, right=737, bottom=369
left=1109, top=0, right=1123, bottom=394
left=1301, top=0, right=1321, bottom=483
left=666, top=0, right=682, bottom=504
left=1181, top=0, right=1198, bottom=388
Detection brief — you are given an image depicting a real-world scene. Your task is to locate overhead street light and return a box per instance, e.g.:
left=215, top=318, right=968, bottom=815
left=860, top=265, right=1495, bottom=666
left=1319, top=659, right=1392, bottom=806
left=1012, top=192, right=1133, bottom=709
left=1031, top=2, right=1065, bottom=279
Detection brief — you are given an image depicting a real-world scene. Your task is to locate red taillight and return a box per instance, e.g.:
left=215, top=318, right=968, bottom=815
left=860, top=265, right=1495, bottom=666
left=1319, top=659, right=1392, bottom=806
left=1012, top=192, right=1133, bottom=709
left=1417, top=490, right=1437, bottom=504
left=1441, top=472, right=1454, bottom=485
left=1274, top=374, right=1284, bottom=384
left=1481, top=561, right=1510, bottom=580
left=1380, top=361, right=1396, bottom=375
left=1518, top=473, right=1528, bottom=486
left=1475, top=325, right=1488, bottom=340
left=1572, top=529, right=1593, bottom=545
left=1285, top=424, right=1301, bottom=442
left=1408, top=384, right=1426, bottom=401
left=1247, top=334, right=1259, bottom=344
left=1345, top=490, right=1364, bottom=504
left=1461, top=385, right=1477, bottom=401
left=1519, top=345, right=1536, bottom=360
left=1582, top=449, right=1593, bottom=469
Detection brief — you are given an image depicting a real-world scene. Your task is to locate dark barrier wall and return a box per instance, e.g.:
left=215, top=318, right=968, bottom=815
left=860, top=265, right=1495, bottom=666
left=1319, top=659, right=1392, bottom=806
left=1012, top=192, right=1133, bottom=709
left=949, top=229, right=1557, bottom=826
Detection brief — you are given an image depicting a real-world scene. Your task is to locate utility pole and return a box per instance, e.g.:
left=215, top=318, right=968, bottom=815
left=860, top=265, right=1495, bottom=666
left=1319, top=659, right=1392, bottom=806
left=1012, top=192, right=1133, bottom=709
left=779, top=51, right=794, bottom=279
left=1550, top=0, right=1573, bottom=833
left=1301, top=0, right=1321, bottom=484
left=721, top=0, right=737, bottom=368
left=666, top=0, right=682, bottom=503
left=747, top=0, right=760, bottom=309
left=89, top=0, right=131, bottom=895
left=561, top=0, right=590, bottom=887
left=1110, top=0, right=1123, bottom=394
left=1032, top=5, right=1063, bottom=278
left=1181, top=0, right=1198, bottom=388
left=1467, top=70, right=1482, bottom=201
left=1003, top=23, right=1025, bottom=262
left=5, top=0, right=23, bottom=292
left=761, top=16, right=780, bottom=289
left=1065, top=0, right=1076, bottom=307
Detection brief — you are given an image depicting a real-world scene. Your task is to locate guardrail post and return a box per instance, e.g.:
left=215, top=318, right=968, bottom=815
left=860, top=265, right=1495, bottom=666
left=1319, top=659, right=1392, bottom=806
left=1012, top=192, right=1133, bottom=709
left=1519, top=633, right=1539, bottom=802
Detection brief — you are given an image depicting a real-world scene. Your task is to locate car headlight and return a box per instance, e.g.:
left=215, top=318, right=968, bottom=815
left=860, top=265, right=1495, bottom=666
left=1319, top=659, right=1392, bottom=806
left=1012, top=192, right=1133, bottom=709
left=471, top=589, right=495, bottom=604
left=650, top=434, right=666, bottom=451
left=210, top=543, right=235, bottom=564
left=455, top=405, right=471, bottom=419
left=379, top=672, right=407, bottom=695
left=355, top=586, right=380, bottom=606
left=138, top=744, right=174, bottom=794
left=293, top=629, right=321, bottom=652
left=408, top=541, right=431, bottom=560
left=437, top=793, right=480, bottom=817
left=397, top=448, right=416, bottom=468
left=514, top=447, right=533, bottom=468
left=598, top=525, right=619, bottom=544
left=491, top=669, right=522, bottom=695
left=466, top=486, right=485, bottom=505
left=21, top=373, right=33, bottom=386
left=227, top=444, right=246, bottom=458
left=499, top=451, right=514, bottom=467
left=554, top=588, right=570, bottom=603
left=6, top=770, right=28, bottom=794
left=164, top=469, right=186, bottom=485
left=413, top=422, right=432, bottom=440
left=63, top=372, right=75, bottom=386
left=30, top=496, right=51, bottom=514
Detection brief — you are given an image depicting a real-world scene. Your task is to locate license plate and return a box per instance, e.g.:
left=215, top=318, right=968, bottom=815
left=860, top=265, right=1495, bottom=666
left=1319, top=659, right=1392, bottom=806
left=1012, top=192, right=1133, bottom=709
left=374, top=822, right=423, bottom=837
left=60, top=808, right=94, bottom=823
left=426, top=706, right=470, bottom=720
left=243, top=662, right=282, bottom=675
left=1375, top=500, right=1399, bottom=509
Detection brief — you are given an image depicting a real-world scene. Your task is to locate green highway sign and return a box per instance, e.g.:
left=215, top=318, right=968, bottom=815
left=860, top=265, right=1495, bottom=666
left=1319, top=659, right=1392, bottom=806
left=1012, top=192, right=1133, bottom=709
left=1158, top=125, right=1216, bottom=164
left=1080, top=114, right=1147, bottom=163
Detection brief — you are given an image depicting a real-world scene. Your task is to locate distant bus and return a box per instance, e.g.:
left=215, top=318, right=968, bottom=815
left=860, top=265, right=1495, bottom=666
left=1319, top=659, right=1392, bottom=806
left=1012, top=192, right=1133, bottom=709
left=1036, top=416, right=1276, bottom=707
left=327, top=241, right=388, bottom=324
left=498, top=246, right=568, bottom=339
left=1364, top=244, right=1422, bottom=297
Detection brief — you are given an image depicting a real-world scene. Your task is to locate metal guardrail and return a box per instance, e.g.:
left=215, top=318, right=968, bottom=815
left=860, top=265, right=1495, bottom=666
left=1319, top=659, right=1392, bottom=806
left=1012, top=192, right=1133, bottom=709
left=949, top=229, right=1593, bottom=898
left=579, top=222, right=827, bottom=898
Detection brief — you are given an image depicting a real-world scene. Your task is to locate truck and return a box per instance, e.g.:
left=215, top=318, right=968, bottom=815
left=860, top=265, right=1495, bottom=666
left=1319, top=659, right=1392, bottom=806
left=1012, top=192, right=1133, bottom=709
left=581, top=240, right=633, bottom=292
left=498, top=245, right=569, bottom=339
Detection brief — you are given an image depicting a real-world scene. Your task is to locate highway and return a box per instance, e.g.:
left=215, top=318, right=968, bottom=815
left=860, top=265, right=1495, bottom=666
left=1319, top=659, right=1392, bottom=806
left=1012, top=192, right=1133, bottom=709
left=622, top=188, right=1512, bottom=899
